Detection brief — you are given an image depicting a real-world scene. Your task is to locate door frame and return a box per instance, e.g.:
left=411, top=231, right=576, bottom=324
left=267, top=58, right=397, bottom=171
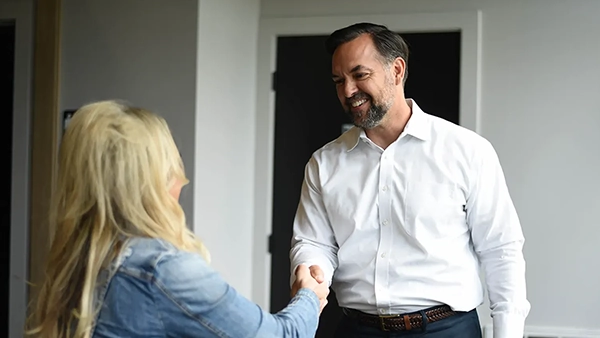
left=0, top=0, right=34, bottom=336
left=252, top=12, right=482, bottom=310
left=1, top=0, right=61, bottom=335
left=27, top=0, right=63, bottom=329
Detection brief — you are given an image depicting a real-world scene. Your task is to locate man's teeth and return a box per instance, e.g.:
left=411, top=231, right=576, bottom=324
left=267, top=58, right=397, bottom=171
left=351, top=99, right=367, bottom=107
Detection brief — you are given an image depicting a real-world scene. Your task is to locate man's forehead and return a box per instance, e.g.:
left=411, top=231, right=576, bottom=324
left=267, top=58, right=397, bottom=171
left=332, top=35, right=380, bottom=70
left=332, top=57, right=380, bottom=77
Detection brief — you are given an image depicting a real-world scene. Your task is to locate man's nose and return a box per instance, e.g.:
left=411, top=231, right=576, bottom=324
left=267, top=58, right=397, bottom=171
left=342, top=81, right=358, bottom=99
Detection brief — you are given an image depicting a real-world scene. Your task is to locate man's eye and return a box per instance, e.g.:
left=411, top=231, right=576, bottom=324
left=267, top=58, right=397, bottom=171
left=355, top=73, right=366, bottom=79
left=333, top=79, right=344, bottom=85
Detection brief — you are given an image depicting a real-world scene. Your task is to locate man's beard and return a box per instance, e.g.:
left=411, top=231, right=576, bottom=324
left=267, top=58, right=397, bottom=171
left=345, top=94, right=391, bottom=129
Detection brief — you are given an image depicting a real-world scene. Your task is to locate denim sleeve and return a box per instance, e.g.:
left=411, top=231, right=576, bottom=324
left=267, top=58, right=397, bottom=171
left=153, top=250, right=320, bottom=338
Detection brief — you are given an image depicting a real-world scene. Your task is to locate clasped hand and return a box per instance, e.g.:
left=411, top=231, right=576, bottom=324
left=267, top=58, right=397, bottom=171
left=291, top=265, right=330, bottom=313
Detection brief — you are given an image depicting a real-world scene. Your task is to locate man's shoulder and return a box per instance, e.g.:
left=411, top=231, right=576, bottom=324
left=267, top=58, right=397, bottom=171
left=311, top=126, right=359, bottom=161
left=427, top=113, right=493, bottom=153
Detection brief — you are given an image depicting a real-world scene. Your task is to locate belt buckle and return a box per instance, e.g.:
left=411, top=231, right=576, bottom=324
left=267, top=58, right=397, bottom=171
left=379, top=314, right=399, bottom=332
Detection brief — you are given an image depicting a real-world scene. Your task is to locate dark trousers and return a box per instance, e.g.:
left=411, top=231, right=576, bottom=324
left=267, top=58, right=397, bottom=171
left=334, top=308, right=482, bottom=338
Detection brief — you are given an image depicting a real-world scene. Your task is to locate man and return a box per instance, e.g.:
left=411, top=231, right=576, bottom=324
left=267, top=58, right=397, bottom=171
left=289, top=22, right=530, bottom=338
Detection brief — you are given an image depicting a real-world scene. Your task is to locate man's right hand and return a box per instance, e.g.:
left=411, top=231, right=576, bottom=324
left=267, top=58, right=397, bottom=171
left=292, top=265, right=329, bottom=313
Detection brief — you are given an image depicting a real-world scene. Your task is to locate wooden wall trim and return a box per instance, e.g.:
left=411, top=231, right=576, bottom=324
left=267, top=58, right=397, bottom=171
left=28, top=0, right=62, bottom=312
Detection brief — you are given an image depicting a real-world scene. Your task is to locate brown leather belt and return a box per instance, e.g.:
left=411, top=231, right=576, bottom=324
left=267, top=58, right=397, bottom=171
left=342, top=305, right=456, bottom=331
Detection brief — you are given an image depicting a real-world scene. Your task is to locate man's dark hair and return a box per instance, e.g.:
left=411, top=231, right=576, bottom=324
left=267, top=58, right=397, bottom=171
left=325, top=22, right=410, bottom=83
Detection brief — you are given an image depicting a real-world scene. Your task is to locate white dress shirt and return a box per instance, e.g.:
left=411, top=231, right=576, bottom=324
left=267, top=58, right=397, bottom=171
left=290, top=100, right=530, bottom=337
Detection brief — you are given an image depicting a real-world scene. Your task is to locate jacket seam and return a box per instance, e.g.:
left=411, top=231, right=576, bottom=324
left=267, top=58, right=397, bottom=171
left=152, top=277, right=231, bottom=338
left=149, top=278, right=168, bottom=337
left=153, top=250, right=231, bottom=338
left=117, top=263, right=228, bottom=337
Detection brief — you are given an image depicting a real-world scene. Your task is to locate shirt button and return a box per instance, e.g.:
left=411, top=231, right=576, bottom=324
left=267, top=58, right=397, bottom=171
left=382, top=220, right=388, bottom=226
left=379, top=309, right=386, bottom=314
left=382, top=186, right=388, bottom=191
left=381, top=253, right=386, bottom=258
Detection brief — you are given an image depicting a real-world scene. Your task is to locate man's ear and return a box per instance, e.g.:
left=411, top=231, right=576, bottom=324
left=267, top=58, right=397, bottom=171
left=393, top=57, right=406, bottom=85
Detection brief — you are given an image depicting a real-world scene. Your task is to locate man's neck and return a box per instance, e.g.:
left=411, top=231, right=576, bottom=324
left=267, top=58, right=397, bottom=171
left=365, top=100, right=412, bottom=149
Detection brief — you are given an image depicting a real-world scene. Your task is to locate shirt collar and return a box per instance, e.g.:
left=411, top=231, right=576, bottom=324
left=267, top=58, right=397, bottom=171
left=403, top=99, right=431, bottom=141
left=346, top=99, right=431, bottom=152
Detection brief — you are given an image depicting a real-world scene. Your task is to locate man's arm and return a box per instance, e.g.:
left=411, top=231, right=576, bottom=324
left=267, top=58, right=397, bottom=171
left=466, top=139, right=531, bottom=338
left=289, top=155, right=339, bottom=288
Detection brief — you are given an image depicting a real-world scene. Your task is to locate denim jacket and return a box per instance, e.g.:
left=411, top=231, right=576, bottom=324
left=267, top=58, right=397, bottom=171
left=91, top=237, right=320, bottom=337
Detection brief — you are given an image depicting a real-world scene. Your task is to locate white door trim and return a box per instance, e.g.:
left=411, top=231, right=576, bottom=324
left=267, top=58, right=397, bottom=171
left=252, top=11, right=482, bottom=310
left=1, top=0, right=34, bottom=336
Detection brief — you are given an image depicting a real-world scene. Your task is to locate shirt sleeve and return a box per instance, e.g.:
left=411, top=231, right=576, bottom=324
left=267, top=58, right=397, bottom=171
left=289, top=155, right=339, bottom=287
left=154, top=250, right=321, bottom=338
left=466, top=139, right=531, bottom=338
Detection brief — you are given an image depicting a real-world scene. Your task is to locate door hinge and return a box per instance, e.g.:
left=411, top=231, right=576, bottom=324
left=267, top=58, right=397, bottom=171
left=271, top=71, right=277, bottom=91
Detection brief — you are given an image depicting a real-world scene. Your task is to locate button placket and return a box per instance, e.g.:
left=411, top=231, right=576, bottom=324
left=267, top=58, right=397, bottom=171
left=375, top=149, right=394, bottom=309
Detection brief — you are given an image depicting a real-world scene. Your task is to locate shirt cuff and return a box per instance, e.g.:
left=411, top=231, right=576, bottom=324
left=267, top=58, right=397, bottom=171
left=492, top=313, right=526, bottom=338
left=295, top=288, right=320, bottom=312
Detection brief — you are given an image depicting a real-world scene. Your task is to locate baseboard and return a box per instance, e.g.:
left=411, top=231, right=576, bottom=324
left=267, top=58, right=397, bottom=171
left=482, top=324, right=600, bottom=338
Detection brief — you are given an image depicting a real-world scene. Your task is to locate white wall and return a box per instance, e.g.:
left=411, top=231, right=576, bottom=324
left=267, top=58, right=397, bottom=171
left=61, top=0, right=262, bottom=299
left=60, top=0, right=198, bottom=224
left=259, top=0, right=600, bottom=331
left=194, top=0, right=260, bottom=298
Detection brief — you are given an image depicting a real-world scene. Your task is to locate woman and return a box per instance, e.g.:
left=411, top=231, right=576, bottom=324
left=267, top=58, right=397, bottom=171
left=28, top=100, right=329, bottom=338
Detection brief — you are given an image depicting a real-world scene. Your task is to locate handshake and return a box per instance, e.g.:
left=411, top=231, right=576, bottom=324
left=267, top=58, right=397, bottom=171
left=291, top=265, right=330, bottom=313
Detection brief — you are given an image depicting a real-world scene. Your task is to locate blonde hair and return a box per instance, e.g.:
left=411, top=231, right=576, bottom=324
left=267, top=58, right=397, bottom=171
left=28, top=100, right=209, bottom=338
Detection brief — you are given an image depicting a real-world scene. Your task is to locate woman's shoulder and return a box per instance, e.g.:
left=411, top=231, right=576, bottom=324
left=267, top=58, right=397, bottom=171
left=120, top=237, right=223, bottom=305
left=120, top=237, right=210, bottom=279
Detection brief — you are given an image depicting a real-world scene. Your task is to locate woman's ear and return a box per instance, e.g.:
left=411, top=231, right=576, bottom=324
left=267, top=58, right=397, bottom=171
left=169, top=178, right=183, bottom=201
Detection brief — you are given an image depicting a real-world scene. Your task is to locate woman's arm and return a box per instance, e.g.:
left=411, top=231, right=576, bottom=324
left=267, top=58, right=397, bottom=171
left=152, top=250, right=321, bottom=338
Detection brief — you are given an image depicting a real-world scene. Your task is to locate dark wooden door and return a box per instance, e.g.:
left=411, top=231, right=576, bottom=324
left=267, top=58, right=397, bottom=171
left=0, top=22, right=15, bottom=338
